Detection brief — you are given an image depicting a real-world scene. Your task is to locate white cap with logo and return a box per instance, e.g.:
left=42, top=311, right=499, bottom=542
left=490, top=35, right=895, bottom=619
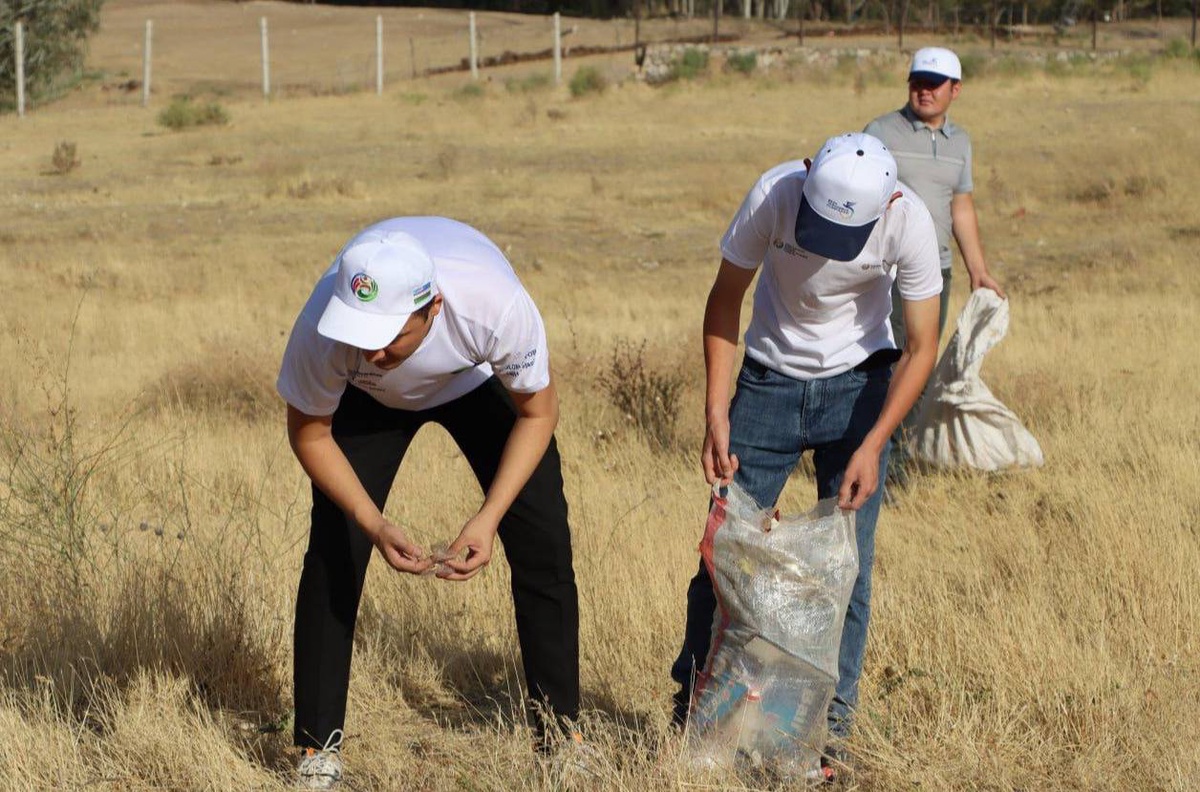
left=317, top=230, right=439, bottom=350
left=796, top=132, right=898, bottom=262
left=909, top=46, right=962, bottom=82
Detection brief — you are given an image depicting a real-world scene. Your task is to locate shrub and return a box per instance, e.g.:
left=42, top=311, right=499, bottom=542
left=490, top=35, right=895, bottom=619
left=569, top=66, right=607, bottom=97
left=1043, top=53, right=1090, bottom=79
left=958, top=52, right=987, bottom=79
left=452, top=82, right=485, bottom=101
left=143, top=348, right=277, bottom=422
left=157, top=97, right=229, bottom=131
left=1120, top=174, right=1165, bottom=198
left=284, top=174, right=363, bottom=200
left=725, top=50, right=757, bottom=75
left=0, top=0, right=103, bottom=107
left=506, top=72, right=551, bottom=93
left=991, top=54, right=1036, bottom=78
left=599, top=341, right=686, bottom=453
left=1068, top=178, right=1116, bottom=204
left=670, top=47, right=709, bottom=81
left=1121, top=56, right=1154, bottom=86
left=1164, top=38, right=1191, bottom=59
left=51, top=140, right=80, bottom=174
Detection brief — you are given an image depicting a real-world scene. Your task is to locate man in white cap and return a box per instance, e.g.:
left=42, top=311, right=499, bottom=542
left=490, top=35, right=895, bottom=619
left=669, top=133, right=942, bottom=780
left=865, top=47, right=1005, bottom=489
left=277, top=216, right=578, bottom=789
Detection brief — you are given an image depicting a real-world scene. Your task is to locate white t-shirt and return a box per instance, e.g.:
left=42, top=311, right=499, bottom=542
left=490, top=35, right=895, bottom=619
left=721, top=159, right=942, bottom=380
left=277, top=217, right=551, bottom=415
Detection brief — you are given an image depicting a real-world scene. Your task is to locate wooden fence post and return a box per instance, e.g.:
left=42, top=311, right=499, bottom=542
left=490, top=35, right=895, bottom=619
left=990, top=0, right=997, bottom=50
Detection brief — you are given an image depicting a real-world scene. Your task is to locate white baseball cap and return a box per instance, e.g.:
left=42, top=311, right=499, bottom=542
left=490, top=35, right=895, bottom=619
left=796, top=132, right=898, bottom=262
left=909, top=46, right=962, bottom=82
left=317, top=230, right=439, bottom=350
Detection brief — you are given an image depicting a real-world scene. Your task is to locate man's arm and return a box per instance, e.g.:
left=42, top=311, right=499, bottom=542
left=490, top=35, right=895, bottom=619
left=837, top=294, right=940, bottom=509
left=287, top=405, right=432, bottom=574
left=438, top=376, right=559, bottom=581
left=702, top=259, right=758, bottom=485
left=951, top=192, right=1005, bottom=297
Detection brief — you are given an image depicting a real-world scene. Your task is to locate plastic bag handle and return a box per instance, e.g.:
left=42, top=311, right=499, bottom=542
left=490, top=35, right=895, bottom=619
left=711, top=481, right=730, bottom=502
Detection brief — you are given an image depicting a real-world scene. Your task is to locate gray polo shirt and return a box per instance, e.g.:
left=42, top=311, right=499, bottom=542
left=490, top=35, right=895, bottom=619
left=865, top=106, right=972, bottom=271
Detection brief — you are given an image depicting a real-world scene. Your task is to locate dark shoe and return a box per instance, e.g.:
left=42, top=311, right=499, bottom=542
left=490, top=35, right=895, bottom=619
left=670, top=687, right=690, bottom=730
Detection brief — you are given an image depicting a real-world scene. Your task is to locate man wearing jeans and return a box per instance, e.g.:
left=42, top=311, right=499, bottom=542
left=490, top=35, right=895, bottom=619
left=277, top=216, right=578, bottom=789
left=670, top=133, right=942, bottom=779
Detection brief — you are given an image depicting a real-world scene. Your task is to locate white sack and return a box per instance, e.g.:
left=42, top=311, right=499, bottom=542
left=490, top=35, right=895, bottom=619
left=909, top=288, right=1044, bottom=471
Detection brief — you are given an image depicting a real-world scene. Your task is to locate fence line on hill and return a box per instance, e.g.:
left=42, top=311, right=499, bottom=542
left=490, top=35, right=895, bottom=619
left=6, top=11, right=1196, bottom=117
left=6, top=11, right=768, bottom=115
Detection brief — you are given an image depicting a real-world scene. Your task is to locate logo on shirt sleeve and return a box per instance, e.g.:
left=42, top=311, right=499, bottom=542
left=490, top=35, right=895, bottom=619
left=497, top=349, right=539, bottom=378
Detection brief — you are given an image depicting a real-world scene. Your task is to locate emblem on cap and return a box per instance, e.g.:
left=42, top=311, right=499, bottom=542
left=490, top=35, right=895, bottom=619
left=351, top=273, right=378, bottom=302
left=826, top=199, right=856, bottom=220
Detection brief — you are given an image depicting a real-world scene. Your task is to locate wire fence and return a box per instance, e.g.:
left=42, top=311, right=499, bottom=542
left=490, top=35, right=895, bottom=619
left=7, top=7, right=770, bottom=114
left=7, top=6, right=1197, bottom=117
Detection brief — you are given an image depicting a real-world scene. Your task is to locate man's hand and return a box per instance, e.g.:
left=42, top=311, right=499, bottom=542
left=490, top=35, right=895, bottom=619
left=372, top=521, right=433, bottom=575
left=701, top=410, right=740, bottom=486
left=436, top=513, right=500, bottom=582
left=838, top=444, right=883, bottom=511
left=970, top=271, right=1006, bottom=299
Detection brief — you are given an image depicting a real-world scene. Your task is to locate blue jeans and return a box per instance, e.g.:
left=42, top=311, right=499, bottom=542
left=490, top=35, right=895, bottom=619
left=670, top=356, right=891, bottom=739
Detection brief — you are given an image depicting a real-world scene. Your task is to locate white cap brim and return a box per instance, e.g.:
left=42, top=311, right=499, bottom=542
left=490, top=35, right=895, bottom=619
left=317, top=293, right=413, bottom=350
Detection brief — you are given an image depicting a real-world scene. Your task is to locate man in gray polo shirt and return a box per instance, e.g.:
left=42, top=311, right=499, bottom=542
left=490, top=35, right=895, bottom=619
left=865, top=46, right=1005, bottom=485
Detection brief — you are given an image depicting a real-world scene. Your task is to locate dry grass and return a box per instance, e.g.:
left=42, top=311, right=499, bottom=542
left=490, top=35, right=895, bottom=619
left=1, top=2, right=1199, bottom=790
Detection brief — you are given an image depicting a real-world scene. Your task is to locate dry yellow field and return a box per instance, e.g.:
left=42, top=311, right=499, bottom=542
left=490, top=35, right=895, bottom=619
left=2, top=2, right=1199, bottom=790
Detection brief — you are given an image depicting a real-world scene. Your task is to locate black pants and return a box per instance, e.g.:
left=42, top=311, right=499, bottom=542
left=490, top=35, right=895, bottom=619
left=293, top=378, right=580, bottom=748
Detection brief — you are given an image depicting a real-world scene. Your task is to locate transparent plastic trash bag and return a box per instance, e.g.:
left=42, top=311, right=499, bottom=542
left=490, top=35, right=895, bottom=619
left=686, top=482, right=858, bottom=777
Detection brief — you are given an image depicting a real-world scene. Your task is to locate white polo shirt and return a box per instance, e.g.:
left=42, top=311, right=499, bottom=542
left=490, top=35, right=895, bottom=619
left=722, top=160, right=942, bottom=380
left=277, top=217, right=550, bottom=415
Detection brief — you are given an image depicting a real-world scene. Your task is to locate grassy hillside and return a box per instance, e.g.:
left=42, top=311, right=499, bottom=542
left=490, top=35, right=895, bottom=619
left=1, top=2, right=1198, bottom=789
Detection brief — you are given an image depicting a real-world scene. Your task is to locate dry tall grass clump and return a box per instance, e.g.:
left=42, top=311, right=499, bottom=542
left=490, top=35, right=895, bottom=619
left=1, top=4, right=1199, bottom=789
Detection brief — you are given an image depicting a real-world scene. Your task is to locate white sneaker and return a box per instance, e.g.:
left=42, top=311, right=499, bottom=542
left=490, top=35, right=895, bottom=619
left=296, top=729, right=344, bottom=790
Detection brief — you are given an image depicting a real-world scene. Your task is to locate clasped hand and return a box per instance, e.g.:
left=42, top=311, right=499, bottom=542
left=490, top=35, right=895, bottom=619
left=371, top=515, right=498, bottom=582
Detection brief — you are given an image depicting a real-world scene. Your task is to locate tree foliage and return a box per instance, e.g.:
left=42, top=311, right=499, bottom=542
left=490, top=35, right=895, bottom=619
left=316, top=0, right=1197, bottom=25
left=1, top=0, right=104, bottom=106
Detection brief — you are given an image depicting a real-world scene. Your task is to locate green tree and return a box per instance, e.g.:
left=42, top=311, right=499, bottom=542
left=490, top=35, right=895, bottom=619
left=1, top=0, right=104, bottom=109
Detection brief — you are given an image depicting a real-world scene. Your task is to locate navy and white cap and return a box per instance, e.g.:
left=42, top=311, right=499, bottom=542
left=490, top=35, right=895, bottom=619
left=318, top=230, right=439, bottom=350
left=795, top=132, right=898, bottom=262
left=909, top=46, right=962, bottom=83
